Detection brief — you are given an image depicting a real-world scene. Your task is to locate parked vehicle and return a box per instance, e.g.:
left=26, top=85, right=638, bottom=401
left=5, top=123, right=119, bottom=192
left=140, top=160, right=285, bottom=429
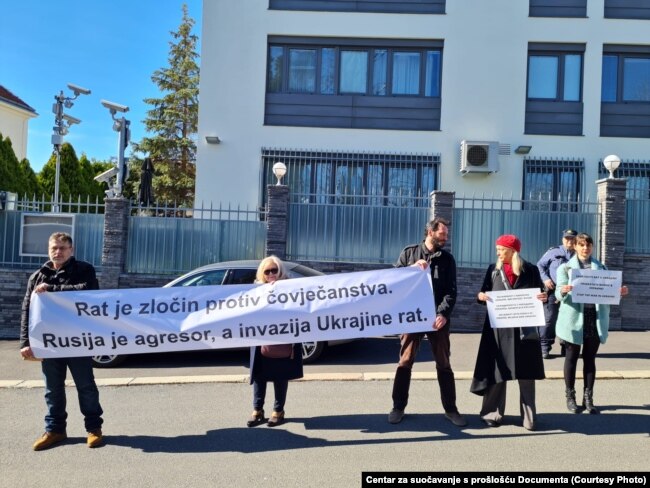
left=92, top=260, right=349, bottom=367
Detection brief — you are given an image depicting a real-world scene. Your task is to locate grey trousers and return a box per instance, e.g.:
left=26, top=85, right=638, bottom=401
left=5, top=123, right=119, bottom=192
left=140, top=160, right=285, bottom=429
left=479, top=380, right=536, bottom=429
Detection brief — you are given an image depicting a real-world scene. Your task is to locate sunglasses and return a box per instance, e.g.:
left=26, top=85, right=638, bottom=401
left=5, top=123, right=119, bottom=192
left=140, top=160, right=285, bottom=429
left=263, top=268, right=279, bottom=276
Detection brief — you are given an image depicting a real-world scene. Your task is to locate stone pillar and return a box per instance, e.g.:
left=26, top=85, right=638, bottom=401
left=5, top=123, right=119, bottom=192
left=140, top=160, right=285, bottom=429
left=265, top=185, right=289, bottom=260
left=101, top=197, right=130, bottom=290
left=596, top=177, right=627, bottom=330
left=430, top=190, right=455, bottom=248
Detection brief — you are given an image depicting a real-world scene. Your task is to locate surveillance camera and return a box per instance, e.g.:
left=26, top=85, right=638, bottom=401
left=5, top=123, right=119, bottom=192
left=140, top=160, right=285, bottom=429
left=101, top=99, right=129, bottom=113
left=62, top=114, right=82, bottom=125
left=67, top=83, right=91, bottom=96
left=93, top=166, right=119, bottom=184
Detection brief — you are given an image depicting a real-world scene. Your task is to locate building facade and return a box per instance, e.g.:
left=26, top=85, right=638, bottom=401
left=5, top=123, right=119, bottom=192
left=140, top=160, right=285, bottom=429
left=195, top=0, right=650, bottom=210
left=0, top=85, right=37, bottom=161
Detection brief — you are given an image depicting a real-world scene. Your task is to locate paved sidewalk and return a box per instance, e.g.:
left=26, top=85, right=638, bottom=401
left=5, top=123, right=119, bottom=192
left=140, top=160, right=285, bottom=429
left=2, top=331, right=648, bottom=388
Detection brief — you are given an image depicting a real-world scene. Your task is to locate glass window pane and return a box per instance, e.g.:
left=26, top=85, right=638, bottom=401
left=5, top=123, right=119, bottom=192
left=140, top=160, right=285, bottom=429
left=421, top=165, right=436, bottom=197
left=340, top=51, right=368, bottom=93
left=267, top=46, right=284, bottom=93
left=289, top=49, right=317, bottom=93
left=372, top=50, right=387, bottom=95
left=335, top=165, right=363, bottom=204
left=387, top=166, right=416, bottom=206
left=524, top=171, right=553, bottom=200
left=425, top=50, right=441, bottom=97
left=601, top=55, right=618, bottom=102
left=563, top=54, right=582, bottom=101
left=367, top=163, right=383, bottom=206
left=314, top=162, right=332, bottom=203
left=558, top=171, right=578, bottom=202
left=320, top=48, right=336, bottom=94
left=392, top=52, right=420, bottom=95
left=623, top=57, right=650, bottom=102
left=528, top=56, right=558, bottom=99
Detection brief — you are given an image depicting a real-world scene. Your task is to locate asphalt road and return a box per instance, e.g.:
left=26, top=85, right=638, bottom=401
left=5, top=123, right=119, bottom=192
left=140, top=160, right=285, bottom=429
left=1, top=379, right=648, bottom=488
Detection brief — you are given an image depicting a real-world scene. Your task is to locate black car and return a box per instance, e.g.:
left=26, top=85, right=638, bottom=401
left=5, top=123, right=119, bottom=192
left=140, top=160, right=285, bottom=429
left=92, top=260, right=351, bottom=367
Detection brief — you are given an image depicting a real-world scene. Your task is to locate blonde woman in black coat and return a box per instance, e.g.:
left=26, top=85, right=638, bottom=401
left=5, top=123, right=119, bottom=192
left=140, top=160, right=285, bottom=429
left=247, top=256, right=303, bottom=427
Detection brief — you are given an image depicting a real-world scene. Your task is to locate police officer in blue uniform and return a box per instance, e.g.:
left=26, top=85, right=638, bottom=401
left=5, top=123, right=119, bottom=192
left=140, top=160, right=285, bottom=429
left=536, top=229, right=577, bottom=358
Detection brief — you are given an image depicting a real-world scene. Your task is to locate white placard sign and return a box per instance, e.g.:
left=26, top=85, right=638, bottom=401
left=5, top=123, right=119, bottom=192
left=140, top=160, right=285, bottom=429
left=569, top=268, right=622, bottom=305
left=486, top=288, right=545, bottom=329
left=29, top=267, right=436, bottom=358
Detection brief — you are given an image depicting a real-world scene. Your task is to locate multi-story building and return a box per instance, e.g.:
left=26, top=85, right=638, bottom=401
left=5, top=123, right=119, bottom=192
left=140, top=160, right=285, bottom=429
left=195, top=0, right=650, bottom=210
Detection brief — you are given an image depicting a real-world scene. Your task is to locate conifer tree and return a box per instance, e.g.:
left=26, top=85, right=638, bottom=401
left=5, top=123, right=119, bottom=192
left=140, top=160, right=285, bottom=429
left=132, top=3, right=199, bottom=206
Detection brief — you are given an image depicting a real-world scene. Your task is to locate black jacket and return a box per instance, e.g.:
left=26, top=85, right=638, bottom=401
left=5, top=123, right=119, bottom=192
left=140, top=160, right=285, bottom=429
left=20, top=257, right=99, bottom=348
left=395, top=241, right=457, bottom=320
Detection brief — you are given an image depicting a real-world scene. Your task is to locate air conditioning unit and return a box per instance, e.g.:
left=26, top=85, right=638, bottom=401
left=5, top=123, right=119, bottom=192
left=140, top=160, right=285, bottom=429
left=460, top=140, right=499, bottom=174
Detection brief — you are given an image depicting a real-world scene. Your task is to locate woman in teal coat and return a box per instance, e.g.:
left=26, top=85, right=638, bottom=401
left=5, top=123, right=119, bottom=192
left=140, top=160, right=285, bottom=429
left=555, top=233, right=628, bottom=414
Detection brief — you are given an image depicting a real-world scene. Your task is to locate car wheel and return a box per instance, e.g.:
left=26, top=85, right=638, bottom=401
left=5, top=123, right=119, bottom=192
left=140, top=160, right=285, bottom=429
left=301, top=341, right=325, bottom=363
left=91, top=354, right=127, bottom=368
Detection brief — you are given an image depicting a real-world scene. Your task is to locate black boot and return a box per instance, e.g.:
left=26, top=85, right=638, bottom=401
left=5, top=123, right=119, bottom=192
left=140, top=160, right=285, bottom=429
left=583, top=388, right=599, bottom=414
left=565, top=388, right=580, bottom=413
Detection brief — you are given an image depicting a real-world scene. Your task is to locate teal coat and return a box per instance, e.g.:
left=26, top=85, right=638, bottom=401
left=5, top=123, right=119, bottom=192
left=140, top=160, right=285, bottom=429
left=555, top=255, right=610, bottom=345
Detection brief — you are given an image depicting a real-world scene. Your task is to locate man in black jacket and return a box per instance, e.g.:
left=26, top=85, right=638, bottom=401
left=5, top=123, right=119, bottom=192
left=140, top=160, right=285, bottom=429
left=388, top=218, right=467, bottom=427
left=20, top=232, right=104, bottom=450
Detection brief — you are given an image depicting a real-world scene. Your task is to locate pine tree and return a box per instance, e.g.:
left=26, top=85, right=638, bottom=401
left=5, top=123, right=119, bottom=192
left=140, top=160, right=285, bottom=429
left=37, top=143, right=86, bottom=200
left=132, top=3, right=199, bottom=207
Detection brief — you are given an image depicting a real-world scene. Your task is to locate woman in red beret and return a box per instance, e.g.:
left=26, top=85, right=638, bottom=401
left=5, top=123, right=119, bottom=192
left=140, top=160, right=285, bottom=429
left=470, top=234, right=547, bottom=430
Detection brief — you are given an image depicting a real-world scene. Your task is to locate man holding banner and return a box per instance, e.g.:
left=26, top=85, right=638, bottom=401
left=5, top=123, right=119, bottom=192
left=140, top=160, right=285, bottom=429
left=20, top=232, right=104, bottom=451
left=388, top=218, right=467, bottom=427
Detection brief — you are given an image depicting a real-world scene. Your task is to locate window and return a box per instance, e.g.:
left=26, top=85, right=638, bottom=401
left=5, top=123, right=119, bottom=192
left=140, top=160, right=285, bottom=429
left=269, top=0, right=446, bottom=14
left=261, top=148, right=439, bottom=208
left=265, top=37, right=443, bottom=130
left=523, top=158, right=584, bottom=211
left=598, top=161, right=650, bottom=200
left=529, top=0, right=586, bottom=17
left=601, top=45, right=650, bottom=138
left=525, top=43, right=584, bottom=136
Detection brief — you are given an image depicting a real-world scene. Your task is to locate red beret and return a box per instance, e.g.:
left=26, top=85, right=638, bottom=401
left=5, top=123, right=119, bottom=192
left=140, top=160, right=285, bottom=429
left=496, top=234, right=521, bottom=253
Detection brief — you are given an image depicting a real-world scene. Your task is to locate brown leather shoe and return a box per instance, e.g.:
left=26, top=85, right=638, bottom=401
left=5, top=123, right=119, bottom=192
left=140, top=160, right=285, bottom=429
left=87, top=430, right=104, bottom=448
left=267, top=410, right=285, bottom=427
left=247, top=409, right=265, bottom=427
left=33, top=431, right=67, bottom=451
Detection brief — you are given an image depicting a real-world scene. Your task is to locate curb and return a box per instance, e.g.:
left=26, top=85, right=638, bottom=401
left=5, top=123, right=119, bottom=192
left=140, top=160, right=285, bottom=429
left=2, top=370, right=650, bottom=389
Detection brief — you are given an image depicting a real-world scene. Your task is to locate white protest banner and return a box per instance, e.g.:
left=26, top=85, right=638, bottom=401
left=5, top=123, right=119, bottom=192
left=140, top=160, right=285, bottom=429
left=569, top=268, right=622, bottom=305
left=485, top=288, right=545, bottom=329
left=29, top=267, right=435, bottom=358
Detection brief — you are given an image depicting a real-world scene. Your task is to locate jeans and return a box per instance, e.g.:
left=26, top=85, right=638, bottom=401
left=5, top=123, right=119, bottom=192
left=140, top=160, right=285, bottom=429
left=252, top=380, right=288, bottom=412
left=391, top=325, right=458, bottom=413
left=42, top=357, right=103, bottom=433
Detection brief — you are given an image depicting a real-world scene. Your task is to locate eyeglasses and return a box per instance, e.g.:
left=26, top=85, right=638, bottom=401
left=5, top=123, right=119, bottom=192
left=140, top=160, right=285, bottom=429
left=263, top=268, right=278, bottom=276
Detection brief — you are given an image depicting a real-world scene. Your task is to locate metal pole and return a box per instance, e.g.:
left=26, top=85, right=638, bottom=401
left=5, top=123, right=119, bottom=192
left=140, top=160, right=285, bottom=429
left=53, top=147, right=61, bottom=212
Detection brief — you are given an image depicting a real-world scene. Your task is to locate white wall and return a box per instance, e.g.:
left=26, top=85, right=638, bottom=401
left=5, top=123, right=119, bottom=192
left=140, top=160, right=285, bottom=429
left=196, top=0, right=650, bottom=208
left=0, top=102, right=35, bottom=161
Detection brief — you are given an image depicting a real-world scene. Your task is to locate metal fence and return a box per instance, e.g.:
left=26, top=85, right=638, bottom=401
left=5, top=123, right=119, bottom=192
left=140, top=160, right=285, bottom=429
left=0, top=196, right=105, bottom=268
left=287, top=192, right=430, bottom=264
left=626, top=187, right=650, bottom=254
left=127, top=202, right=267, bottom=274
left=286, top=192, right=601, bottom=268
left=452, top=196, right=600, bottom=268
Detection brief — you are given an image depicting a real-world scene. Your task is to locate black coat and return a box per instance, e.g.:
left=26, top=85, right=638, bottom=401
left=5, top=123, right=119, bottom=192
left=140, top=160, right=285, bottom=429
left=20, top=257, right=99, bottom=348
left=470, top=259, right=545, bottom=395
left=249, top=343, right=303, bottom=383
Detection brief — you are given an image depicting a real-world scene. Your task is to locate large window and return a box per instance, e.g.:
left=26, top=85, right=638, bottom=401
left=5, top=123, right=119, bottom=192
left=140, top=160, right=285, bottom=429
left=265, top=37, right=443, bottom=131
left=523, top=158, right=584, bottom=211
left=525, top=43, right=584, bottom=136
left=261, top=148, right=439, bottom=207
left=604, top=0, right=650, bottom=20
left=267, top=42, right=441, bottom=98
left=601, top=45, right=650, bottom=138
